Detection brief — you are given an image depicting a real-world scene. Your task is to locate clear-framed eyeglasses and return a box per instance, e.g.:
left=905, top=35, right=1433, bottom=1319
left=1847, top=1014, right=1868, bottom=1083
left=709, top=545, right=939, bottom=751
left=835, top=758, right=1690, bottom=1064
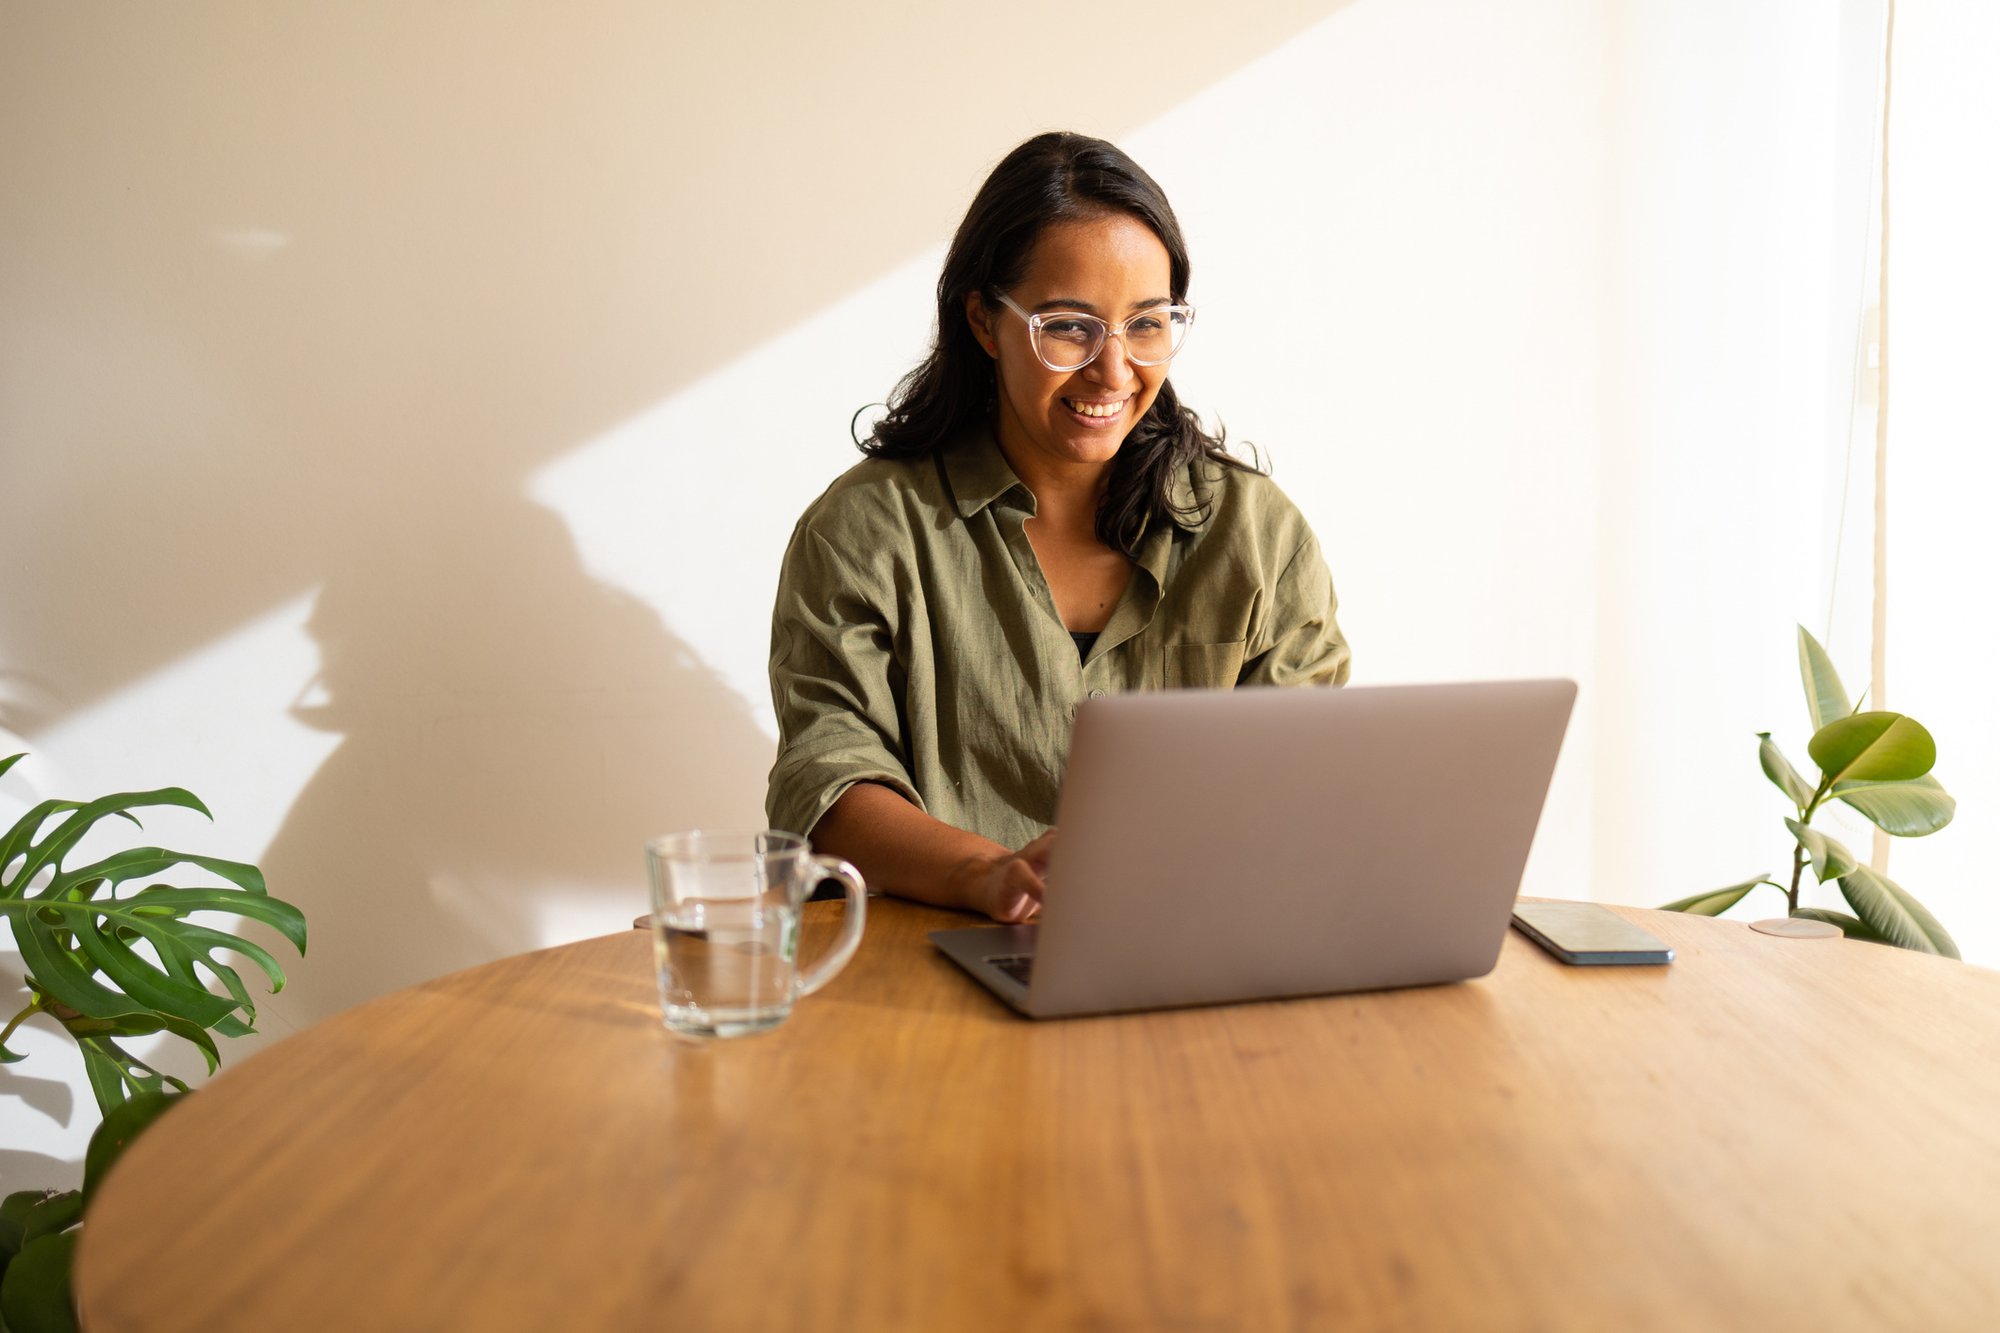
left=994, top=292, right=1196, bottom=372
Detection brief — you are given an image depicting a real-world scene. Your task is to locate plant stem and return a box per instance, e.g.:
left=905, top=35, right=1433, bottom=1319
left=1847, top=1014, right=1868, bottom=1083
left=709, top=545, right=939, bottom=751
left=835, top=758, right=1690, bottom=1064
left=0, top=994, right=43, bottom=1049
left=1789, top=773, right=1838, bottom=915
left=1802, top=774, right=1833, bottom=822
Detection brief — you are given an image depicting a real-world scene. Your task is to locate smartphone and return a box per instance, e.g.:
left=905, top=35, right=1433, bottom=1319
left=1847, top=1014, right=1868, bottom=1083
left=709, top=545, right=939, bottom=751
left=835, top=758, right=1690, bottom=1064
left=1510, top=900, right=1674, bottom=966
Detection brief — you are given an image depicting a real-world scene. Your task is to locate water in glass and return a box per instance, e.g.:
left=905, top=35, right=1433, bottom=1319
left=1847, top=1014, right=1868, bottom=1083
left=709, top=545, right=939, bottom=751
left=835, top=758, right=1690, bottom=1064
left=654, top=897, right=800, bottom=1038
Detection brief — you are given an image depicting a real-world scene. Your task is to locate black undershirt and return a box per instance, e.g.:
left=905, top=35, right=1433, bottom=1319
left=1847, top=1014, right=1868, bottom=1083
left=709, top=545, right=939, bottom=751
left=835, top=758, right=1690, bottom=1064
left=1070, top=630, right=1099, bottom=664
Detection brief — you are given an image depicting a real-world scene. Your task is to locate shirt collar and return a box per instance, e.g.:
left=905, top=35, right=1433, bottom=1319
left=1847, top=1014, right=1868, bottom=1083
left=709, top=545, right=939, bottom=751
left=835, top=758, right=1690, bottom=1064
left=943, top=423, right=1222, bottom=539
left=943, top=425, right=1030, bottom=518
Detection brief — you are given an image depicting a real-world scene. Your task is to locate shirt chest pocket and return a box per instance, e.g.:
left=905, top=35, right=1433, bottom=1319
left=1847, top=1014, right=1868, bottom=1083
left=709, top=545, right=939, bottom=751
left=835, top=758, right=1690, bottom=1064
left=1162, top=639, right=1247, bottom=689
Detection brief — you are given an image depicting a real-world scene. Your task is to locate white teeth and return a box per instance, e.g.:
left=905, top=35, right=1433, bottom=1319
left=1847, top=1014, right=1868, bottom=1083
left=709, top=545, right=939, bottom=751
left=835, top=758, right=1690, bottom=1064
left=1065, top=398, right=1123, bottom=419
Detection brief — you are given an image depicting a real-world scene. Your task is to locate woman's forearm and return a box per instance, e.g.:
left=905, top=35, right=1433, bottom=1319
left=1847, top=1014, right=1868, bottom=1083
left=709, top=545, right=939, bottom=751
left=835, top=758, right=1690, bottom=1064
left=810, top=782, right=1044, bottom=921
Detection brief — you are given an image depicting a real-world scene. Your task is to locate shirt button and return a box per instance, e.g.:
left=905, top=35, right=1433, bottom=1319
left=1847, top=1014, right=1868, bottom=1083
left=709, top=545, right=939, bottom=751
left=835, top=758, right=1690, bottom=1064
left=1088, top=689, right=1106, bottom=699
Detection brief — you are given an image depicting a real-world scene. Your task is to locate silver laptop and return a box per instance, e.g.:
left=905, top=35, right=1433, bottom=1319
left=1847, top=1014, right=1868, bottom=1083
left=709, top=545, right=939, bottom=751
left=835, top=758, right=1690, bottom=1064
left=931, top=679, right=1576, bottom=1018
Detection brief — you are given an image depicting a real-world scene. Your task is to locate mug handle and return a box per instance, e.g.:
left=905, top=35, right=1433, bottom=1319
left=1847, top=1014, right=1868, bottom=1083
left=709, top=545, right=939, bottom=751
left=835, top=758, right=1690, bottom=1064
left=795, top=855, right=867, bottom=998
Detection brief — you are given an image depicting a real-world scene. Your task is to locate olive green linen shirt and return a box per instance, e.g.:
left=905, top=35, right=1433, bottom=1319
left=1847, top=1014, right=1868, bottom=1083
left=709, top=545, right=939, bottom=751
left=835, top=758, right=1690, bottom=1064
left=765, top=428, right=1350, bottom=851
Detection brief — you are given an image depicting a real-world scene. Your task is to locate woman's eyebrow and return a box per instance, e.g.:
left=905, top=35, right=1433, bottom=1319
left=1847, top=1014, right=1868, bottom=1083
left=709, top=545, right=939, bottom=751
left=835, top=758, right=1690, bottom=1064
left=1030, top=295, right=1174, bottom=313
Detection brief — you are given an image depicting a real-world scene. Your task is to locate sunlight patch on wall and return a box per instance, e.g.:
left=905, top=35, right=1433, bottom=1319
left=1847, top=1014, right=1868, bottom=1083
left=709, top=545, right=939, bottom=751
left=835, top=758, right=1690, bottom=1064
left=533, top=892, right=646, bottom=948
left=25, top=591, right=338, bottom=856
left=528, top=247, right=943, bottom=737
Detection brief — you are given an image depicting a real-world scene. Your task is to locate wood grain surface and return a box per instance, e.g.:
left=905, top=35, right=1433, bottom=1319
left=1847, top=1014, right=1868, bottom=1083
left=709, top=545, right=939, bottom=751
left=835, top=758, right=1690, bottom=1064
left=75, top=901, right=2000, bottom=1332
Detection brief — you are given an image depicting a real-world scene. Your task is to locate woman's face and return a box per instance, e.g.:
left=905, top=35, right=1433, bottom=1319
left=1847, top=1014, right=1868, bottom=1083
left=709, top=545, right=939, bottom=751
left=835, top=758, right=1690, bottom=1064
left=967, top=212, right=1175, bottom=479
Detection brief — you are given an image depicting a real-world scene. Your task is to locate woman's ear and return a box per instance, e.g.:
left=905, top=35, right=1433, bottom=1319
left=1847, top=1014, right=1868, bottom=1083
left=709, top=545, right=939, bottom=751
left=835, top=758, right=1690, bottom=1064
left=964, top=292, right=999, bottom=358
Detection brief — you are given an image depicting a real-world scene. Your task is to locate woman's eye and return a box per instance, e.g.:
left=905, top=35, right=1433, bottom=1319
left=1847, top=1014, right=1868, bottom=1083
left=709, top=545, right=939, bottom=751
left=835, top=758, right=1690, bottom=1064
left=1042, top=318, right=1097, bottom=342
left=1127, top=316, right=1165, bottom=334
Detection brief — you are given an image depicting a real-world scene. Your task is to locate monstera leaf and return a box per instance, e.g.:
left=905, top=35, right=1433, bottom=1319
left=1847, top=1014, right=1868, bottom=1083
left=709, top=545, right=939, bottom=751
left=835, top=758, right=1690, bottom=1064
left=0, top=754, right=305, bottom=1114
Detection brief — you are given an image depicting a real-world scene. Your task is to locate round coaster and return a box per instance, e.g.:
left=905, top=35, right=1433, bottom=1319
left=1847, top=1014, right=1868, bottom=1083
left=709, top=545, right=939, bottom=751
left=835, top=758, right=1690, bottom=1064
left=1750, top=917, right=1843, bottom=939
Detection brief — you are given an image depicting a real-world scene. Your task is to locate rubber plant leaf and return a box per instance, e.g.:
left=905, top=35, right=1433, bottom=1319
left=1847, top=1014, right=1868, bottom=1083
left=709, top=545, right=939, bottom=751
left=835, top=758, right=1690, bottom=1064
left=1833, top=774, right=1956, bottom=837
left=1784, top=818, right=1857, bottom=883
left=1839, top=865, right=1959, bottom=958
left=1808, top=712, right=1936, bottom=787
left=1758, top=734, right=1814, bottom=811
left=1789, top=907, right=1885, bottom=942
left=1797, top=625, right=1853, bottom=732
left=1659, top=877, right=1769, bottom=915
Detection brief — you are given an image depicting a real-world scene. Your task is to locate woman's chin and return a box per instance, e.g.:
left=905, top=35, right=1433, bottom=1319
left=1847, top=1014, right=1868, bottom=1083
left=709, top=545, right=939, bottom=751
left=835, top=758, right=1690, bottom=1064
left=1045, top=417, right=1132, bottom=464
left=996, top=406, right=1134, bottom=474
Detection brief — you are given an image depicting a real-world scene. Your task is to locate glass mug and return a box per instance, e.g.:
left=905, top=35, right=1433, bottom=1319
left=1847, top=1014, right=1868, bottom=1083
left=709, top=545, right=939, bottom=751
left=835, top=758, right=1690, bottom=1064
left=644, top=830, right=866, bottom=1039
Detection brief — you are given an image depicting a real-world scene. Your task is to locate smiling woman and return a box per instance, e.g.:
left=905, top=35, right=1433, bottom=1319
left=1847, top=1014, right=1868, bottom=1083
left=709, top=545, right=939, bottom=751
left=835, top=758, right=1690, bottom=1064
left=764, top=131, right=1350, bottom=924
left=972, top=215, right=1181, bottom=477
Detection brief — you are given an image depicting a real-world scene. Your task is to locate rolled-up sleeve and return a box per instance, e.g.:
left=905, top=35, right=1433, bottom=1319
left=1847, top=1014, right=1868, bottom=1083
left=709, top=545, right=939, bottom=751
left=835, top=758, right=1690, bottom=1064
left=765, top=520, right=924, bottom=839
left=1240, top=531, right=1352, bottom=688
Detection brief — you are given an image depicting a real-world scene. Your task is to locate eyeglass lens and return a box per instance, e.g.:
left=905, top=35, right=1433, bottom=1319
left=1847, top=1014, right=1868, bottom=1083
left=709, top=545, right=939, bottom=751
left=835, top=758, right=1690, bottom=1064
left=1035, top=309, right=1190, bottom=370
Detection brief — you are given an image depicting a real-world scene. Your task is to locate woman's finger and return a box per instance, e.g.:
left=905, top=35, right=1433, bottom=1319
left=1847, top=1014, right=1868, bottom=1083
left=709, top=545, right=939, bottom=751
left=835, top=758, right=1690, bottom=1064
left=1017, top=829, right=1057, bottom=873
left=987, top=856, right=1046, bottom=922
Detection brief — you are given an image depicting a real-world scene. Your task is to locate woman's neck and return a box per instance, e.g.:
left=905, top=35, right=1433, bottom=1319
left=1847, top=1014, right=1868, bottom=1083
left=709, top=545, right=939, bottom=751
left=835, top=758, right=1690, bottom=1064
left=994, top=437, right=1113, bottom=546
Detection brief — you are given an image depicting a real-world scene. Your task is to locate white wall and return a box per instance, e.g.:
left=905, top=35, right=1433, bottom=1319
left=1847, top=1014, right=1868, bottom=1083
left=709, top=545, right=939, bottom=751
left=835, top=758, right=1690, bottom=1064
left=4, top=0, right=1988, bottom=1188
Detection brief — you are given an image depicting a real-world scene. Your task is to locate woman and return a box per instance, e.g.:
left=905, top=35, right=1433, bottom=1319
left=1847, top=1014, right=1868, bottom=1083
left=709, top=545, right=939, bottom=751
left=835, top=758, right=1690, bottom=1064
left=766, top=131, right=1349, bottom=923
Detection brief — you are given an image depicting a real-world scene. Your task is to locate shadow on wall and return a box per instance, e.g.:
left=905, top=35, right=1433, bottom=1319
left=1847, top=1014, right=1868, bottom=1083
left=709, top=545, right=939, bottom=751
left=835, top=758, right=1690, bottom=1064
left=0, top=954, right=77, bottom=1192
left=259, top=486, right=772, bottom=1020
left=0, top=1, right=1356, bottom=1017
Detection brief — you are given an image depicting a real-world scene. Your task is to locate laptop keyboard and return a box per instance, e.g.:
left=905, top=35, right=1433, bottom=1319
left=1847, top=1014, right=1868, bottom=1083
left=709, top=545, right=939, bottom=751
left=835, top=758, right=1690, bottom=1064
left=990, top=954, right=1034, bottom=985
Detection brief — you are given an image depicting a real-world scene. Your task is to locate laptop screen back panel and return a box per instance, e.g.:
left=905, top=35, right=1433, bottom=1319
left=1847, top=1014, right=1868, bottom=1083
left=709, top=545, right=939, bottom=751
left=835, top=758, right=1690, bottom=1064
left=1022, top=680, right=1576, bottom=1018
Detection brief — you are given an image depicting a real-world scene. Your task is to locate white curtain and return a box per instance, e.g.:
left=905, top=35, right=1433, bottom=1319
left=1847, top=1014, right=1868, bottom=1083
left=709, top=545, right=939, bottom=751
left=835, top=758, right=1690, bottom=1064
left=1876, top=1, right=2000, bottom=959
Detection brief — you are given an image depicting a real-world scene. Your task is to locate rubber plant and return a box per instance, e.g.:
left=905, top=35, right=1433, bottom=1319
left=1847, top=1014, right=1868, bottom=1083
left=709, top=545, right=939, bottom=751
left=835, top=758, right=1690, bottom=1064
left=1659, top=627, right=1958, bottom=956
left=0, top=753, right=305, bottom=1331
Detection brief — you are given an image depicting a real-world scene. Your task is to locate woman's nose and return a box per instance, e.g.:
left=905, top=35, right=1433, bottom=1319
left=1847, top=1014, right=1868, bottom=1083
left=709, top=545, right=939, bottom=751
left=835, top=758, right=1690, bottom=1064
left=1082, top=334, right=1139, bottom=387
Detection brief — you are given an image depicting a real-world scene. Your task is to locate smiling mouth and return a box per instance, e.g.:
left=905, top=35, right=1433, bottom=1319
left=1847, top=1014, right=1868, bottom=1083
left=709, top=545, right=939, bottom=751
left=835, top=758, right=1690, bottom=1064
left=1062, top=397, right=1127, bottom=421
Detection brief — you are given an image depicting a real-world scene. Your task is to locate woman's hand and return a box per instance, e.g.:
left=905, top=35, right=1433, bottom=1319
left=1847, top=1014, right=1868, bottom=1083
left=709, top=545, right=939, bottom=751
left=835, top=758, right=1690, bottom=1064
left=950, top=830, right=1055, bottom=924
left=811, top=783, right=1056, bottom=921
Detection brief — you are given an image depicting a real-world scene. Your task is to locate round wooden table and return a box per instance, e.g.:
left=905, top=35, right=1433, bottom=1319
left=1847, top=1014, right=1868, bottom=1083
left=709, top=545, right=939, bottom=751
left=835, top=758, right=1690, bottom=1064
left=76, top=901, right=2000, bottom=1331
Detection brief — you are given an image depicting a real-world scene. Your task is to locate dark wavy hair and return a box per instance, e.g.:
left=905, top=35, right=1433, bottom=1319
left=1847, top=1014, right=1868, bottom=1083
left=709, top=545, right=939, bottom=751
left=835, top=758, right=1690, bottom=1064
left=859, top=131, right=1252, bottom=556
